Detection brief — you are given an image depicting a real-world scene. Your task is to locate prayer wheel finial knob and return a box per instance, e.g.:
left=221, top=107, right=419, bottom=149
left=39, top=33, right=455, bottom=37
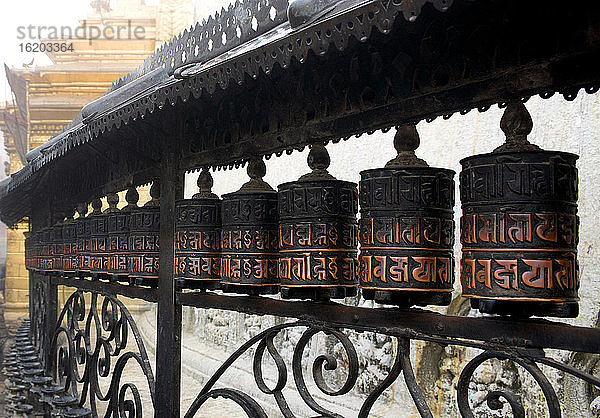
left=239, top=157, right=274, bottom=192
left=106, top=192, right=119, bottom=213
left=495, top=101, right=540, bottom=152
left=300, top=143, right=335, bottom=180
left=125, top=186, right=139, bottom=210
left=394, top=124, right=420, bottom=153
left=247, top=157, right=266, bottom=180
left=308, top=143, right=330, bottom=171
left=193, top=168, right=218, bottom=199
left=76, top=203, right=88, bottom=218
left=145, top=180, right=160, bottom=206
left=386, top=124, right=428, bottom=167
left=91, top=198, right=103, bottom=214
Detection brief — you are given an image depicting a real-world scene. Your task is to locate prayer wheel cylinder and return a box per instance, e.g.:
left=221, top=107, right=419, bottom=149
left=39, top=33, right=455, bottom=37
left=128, top=181, right=160, bottom=287
left=278, top=144, right=359, bottom=300
left=26, top=231, right=40, bottom=272
left=75, top=202, right=93, bottom=276
left=107, top=190, right=136, bottom=281
left=220, top=158, right=279, bottom=295
left=38, top=229, right=50, bottom=272
left=24, top=232, right=33, bottom=272
left=28, top=231, right=41, bottom=272
left=40, top=230, right=47, bottom=272
left=30, top=231, right=38, bottom=272
left=175, top=169, right=222, bottom=290
left=45, top=228, right=53, bottom=272
left=359, top=125, right=455, bottom=306
left=89, top=198, right=109, bottom=277
left=460, top=102, right=579, bottom=317
left=61, top=210, right=77, bottom=276
left=50, top=220, right=63, bottom=275
left=29, top=230, right=36, bottom=272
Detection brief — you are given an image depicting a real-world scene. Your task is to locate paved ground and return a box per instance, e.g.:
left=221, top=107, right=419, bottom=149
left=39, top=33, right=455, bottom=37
left=0, top=337, right=8, bottom=415
left=112, top=363, right=251, bottom=417
left=0, top=305, right=12, bottom=416
left=0, top=313, right=247, bottom=418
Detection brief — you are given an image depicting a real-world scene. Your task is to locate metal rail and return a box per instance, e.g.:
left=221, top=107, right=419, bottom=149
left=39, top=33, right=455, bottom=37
left=56, top=276, right=158, bottom=303
left=177, top=291, right=600, bottom=354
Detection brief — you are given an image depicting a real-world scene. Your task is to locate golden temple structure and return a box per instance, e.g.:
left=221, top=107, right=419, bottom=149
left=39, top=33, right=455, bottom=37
left=0, top=0, right=193, bottom=321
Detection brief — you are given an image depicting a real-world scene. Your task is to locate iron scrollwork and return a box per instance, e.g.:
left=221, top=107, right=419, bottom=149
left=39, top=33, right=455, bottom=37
left=31, top=275, right=47, bottom=364
left=184, top=321, right=600, bottom=418
left=51, top=290, right=155, bottom=417
left=185, top=321, right=433, bottom=418
left=185, top=322, right=358, bottom=417
left=454, top=348, right=600, bottom=418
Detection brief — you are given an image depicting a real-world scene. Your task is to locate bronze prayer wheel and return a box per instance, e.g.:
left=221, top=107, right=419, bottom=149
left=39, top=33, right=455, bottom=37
left=107, top=189, right=136, bottom=281
left=460, top=102, right=579, bottom=317
left=128, top=181, right=160, bottom=287
left=34, top=229, right=42, bottom=272
left=25, top=231, right=40, bottom=272
left=75, top=202, right=93, bottom=277
left=34, top=231, right=40, bottom=272
left=43, top=228, right=53, bottom=272
left=220, top=158, right=279, bottom=295
left=359, top=125, right=455, bottom=306
left=175, top=169, right=221, bottom=290
left=61, top=210, right=77, bottom=276
left=89, top=197, right=110, bottom=278
left=278, top=144, right=359, bottom=300
left=41, top=227, right=53, bottom=273
left=36, top=229, right=47, bottom=272
left=50, top=219, right=63, bottom=275
left=24, top=232, right=33, bottom=272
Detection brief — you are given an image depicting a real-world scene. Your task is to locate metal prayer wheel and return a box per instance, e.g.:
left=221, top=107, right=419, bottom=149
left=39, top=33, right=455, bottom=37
left=29, top=231, right=36, bottom=272
left=460, top=102, right=579, bottom=317
left=75, top=202, right=92, bottom=276
left=107, top=189, right=135, bottom=281
left=24, top=232, right=40, bottom=271
left=89, top=198, right=109, bottom=277
left=37, top=229, right=45, bottom=272
left=220, top=157, right=279, bottom=295
left=175, top=169, right=221, bottom=290
left=34, top=230, right=44, bottom=272
left=61, top=210, right=77, bottom=276
left=128, top=181, right=160, bottom=286
left=24, top=232, right=34, bottom=272
left=41, top=228, right=53, bottom=273
left=278, top=144, right=359, bottom=300
left=39, top=230, right=46, bottom=272
left=359, top=125, right=455, bottom=306
left=50, top=219, right=63, bottom=275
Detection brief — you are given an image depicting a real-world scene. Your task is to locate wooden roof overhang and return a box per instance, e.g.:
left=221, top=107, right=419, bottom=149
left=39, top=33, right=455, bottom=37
left=1, top=0, right=600, bottom=226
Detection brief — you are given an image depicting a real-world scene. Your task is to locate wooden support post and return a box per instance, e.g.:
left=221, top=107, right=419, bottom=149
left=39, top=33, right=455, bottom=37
left=154, top=140, right=183, bottom=417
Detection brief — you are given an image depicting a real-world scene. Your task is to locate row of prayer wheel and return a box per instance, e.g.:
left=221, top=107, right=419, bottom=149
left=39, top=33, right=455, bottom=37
left=24, top=102, right=580, bottom=317
left=25, top=184, right=161, bottom=287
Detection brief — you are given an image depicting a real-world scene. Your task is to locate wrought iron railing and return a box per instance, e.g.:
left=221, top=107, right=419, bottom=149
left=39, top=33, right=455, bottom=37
left=26, top=280, right=600, bottom=417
